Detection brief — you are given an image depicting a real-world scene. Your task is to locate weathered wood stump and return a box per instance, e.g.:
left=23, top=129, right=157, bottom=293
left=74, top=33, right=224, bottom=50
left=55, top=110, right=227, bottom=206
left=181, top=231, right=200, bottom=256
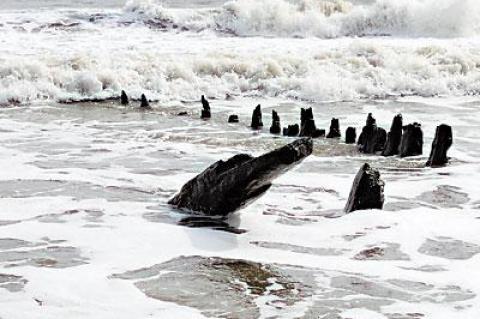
left=297, top=108, right=324, bottom=137
left=228, top=115, right=239, bottom=123
left=426, top=124, right=453, bottom=167
left=382, top=114, right=403, bottom=156
left=169, top=138, right=313, bottom=216
left=376, top=129, right=387, bottom=150
left=299, top=108, right=315, bottom=136
left=345, top=127, right=356, bottom=144
left=399, top=122, right=423, bottom=157
left=300, top=108, right=310, bottom=127
left=358, top=113, right=386, bottom=154
left=270, top=110, right=281, bottom=134
left=140, top=94, right=151, bottom=109
left=326, top=118, right=341, bottom=138
left=251, top=104, right=263, bottom=129
left=283, top=124, right=300, bottom=137
left=120, top=90, right=129, bottom=105
left=201, top=95, right=211, bottom=119
left=344, top=163, right=385, bottom=213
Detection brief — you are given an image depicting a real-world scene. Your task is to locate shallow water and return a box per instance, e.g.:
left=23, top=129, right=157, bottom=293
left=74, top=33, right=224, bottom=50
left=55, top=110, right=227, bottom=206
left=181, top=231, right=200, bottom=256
left=0, top=96, right=479, bottom=318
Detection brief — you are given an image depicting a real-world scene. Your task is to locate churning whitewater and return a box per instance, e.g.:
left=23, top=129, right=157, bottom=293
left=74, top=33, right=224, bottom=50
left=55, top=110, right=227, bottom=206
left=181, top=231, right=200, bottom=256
left=0, top=0, right=479, bottom=105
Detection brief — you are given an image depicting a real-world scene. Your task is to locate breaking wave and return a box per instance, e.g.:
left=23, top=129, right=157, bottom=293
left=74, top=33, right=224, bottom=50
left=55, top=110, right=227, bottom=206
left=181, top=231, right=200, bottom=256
left=1, top=0, right=478, bottom=38
left=0, top=0, right=479, bottom=105
left=1, top=42, right=480, bottom=105
left=124, top=0, right=480, bottom=38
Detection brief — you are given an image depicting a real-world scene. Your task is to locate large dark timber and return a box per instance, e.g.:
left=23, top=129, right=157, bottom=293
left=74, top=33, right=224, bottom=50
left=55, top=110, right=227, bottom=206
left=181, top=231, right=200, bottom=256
left=344, top=163, right=385, bottom=213
left=426, top=124, right=453, bottom=167
left=169, top=138, right=313, bottom=216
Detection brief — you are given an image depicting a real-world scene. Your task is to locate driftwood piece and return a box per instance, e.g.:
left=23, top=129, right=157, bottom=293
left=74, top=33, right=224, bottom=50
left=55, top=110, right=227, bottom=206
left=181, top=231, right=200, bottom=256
left=169, top=138, right=313, bottom=216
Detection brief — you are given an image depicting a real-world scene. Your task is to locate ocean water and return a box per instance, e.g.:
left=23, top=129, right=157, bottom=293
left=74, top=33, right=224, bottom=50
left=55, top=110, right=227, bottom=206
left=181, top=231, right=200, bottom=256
left=1, top=1, right=480, bottom=319
left=0, top=0, right=479, bottom=104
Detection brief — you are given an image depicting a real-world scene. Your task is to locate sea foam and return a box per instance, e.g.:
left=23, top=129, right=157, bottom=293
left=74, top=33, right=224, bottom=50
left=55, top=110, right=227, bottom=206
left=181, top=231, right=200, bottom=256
left=1, top=39, right=479, bottom=105
left=217, top=0, right=480, bottom=38
left=123, top=0, right=480, bottom=38
left=0, top=0, right=479, bottom=105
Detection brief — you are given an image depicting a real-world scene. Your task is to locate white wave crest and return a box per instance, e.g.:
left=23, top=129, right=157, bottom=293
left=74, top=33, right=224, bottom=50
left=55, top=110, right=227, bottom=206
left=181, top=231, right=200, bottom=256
left=1, top=39, right=480, bottom=105
left=216, top=0, right=351, bottom=38
left=124, top=0, right=172, bottom=20
left=218, top=0, right=480, bottom=38
left=122, top=0, right=217, bottom=31
left=123, top=0, right=480, bottom=38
